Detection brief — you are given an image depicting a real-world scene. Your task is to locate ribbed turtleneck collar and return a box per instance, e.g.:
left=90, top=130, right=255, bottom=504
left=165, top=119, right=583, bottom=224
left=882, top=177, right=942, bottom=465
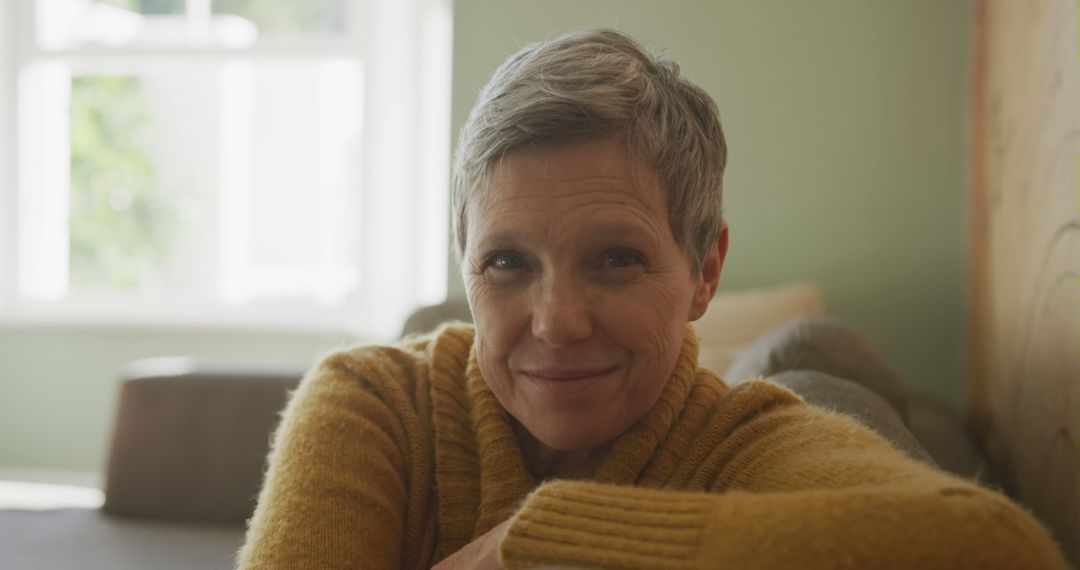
left=429, top=324, right=701, bottom=554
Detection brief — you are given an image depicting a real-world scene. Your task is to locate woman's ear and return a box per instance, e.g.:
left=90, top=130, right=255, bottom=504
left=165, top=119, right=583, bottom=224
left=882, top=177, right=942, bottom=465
left=688, top=222, right=729, bottom=321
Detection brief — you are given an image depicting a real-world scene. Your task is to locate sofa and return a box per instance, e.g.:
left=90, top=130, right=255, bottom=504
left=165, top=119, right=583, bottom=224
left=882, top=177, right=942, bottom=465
left=0, top=283, right=994, bottom=569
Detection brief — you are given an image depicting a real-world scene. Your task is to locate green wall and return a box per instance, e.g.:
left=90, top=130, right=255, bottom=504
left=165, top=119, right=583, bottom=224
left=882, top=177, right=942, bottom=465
left=0, top=0, right=972, bottom=473
left=0, top=326, right=353, bottom=471
left=448, top=0, right=972, bottom=405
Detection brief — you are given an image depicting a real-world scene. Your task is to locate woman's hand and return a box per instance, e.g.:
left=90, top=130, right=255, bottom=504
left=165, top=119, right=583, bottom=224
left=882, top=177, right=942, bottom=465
left=431, top=518, right=512, bottom=570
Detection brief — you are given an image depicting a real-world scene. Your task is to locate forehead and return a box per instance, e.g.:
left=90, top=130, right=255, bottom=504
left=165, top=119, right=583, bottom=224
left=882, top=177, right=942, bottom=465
left=473, top=137, right=667, bottom=216
left=463, top=138, right=681, bottom=260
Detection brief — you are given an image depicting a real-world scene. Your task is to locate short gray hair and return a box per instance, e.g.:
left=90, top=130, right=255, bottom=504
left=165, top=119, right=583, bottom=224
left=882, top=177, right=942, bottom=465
left=452, top=28, right=727, bottom=274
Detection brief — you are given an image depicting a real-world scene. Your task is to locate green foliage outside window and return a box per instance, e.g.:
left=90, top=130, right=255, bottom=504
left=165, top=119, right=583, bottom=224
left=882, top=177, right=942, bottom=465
left=69, top=76, right=174, bottom=291
left=68, top=1, right=345, bottom=291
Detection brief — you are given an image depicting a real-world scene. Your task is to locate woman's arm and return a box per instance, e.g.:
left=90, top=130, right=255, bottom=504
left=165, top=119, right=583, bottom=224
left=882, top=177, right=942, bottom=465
left=235, top=346, right=434, bottom=569
left=498, top=405, right=1068, bottom=570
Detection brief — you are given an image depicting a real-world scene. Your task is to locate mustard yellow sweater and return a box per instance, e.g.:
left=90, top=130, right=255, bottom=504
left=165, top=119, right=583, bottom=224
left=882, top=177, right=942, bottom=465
left=235, top=324, right=1067, bottom=569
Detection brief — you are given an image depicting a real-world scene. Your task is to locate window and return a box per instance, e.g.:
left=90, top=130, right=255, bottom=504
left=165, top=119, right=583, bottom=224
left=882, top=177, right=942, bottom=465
left=0, top=0, right=451, bottom=338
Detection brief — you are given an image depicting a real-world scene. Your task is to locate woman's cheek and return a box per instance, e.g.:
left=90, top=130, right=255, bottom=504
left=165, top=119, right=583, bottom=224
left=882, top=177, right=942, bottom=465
left=634, top=278, right=691, bottom=362
left=467, top=276, right=512, bottom=314
left=471, top=283, right=528, bottom=349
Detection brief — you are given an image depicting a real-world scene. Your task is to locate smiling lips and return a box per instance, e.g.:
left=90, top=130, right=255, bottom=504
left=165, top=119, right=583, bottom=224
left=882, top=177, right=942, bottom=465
left=521, top=366, right=618, bottom=381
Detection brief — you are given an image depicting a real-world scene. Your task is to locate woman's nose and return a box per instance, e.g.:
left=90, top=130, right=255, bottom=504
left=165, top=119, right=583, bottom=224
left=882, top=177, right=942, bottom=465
left=531, top=279, right=593, bottom=347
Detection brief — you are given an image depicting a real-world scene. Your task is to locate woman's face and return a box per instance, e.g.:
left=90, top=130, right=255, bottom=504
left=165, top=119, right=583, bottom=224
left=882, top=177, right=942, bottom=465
left=462, top=136, right=726, bottom=452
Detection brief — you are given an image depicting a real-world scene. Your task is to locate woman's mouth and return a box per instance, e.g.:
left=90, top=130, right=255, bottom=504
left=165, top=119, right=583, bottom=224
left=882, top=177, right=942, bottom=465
left=520, top=366, right=618, bottom=381
left=518, top=366, right=620, bottom=401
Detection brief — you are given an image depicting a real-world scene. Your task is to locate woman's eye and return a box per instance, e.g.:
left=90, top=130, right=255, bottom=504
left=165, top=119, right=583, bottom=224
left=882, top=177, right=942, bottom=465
left=603, top=249, right=643, bottom=268
left=488, top=252, right=525, bottom=270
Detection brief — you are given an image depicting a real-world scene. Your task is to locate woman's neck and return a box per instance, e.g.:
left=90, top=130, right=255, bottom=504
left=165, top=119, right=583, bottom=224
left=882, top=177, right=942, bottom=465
left=510, top=417, right=612, bottom=481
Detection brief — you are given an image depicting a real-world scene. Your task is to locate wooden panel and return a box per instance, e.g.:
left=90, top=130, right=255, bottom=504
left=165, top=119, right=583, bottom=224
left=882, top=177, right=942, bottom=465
left=969, top=0, right=1080, bottom=563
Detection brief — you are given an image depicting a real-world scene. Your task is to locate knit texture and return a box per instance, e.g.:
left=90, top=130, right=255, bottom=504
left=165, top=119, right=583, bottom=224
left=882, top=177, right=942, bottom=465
left=235, top=324, right=1068, bottom=569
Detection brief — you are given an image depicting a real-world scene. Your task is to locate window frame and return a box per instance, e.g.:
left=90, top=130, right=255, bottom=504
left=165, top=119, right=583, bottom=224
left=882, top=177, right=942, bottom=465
left=0, top=0, right=452, bottom=339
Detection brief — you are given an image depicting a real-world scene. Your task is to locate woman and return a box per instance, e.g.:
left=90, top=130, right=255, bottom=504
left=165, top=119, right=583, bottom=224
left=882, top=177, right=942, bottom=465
left=236, top=29, right=1066, bottom=569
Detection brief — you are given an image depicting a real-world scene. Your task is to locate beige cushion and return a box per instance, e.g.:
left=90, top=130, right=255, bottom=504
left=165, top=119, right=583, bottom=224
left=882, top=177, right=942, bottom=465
left=693, top=282, right=825, bottom=375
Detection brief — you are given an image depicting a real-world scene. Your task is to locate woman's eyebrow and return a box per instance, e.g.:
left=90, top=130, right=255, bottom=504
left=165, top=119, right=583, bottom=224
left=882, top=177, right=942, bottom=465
left=472, top=228, right=526, bottom=252
left=583, top=221, right=661, bottom=244
left=474, top=221, right=659, bottom=251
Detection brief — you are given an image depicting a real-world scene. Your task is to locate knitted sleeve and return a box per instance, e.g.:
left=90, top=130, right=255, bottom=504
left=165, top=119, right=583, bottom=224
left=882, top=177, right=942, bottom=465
left=234, top=345, right=434, bottom=570
left=499, top=404, right=1069, bottom=570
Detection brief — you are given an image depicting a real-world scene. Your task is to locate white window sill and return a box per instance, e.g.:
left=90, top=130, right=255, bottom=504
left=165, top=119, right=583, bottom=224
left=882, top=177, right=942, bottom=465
left=0, top=302, right=390, bottom=340
left=0, top=468, right=104, bottom=511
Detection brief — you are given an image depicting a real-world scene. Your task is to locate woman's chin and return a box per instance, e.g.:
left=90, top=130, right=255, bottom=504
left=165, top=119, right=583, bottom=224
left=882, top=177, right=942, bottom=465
left=524, top=420, right=622, bottom=454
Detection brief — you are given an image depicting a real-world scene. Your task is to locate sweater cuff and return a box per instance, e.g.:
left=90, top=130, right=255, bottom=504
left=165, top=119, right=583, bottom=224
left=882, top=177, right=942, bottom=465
left=499, top=480, right=709, bottom=570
